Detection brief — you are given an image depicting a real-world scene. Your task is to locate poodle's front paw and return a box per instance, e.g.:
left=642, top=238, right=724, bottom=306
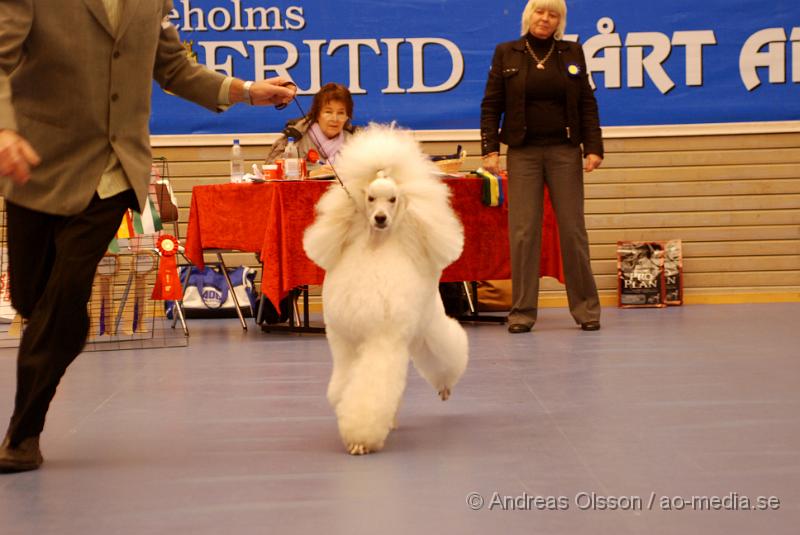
left=347, top=443, right=374, bottom=456
left=438, top=387, right=451, bottom=401
left=338, top=421, right=388, bottom=455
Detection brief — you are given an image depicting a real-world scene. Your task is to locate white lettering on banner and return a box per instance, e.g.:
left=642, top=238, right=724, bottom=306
left=242, top=5, right=283, bottom=30
left=303, top=40, right=326, bottom=94
left=285, top=6, right=306, bottom=30
left=382, top=39, right=405, bottom=94
left=793, top=28, right=800, bottom=83
left=739, top=28, right=798, bottom=91
left=208, top=7, right=232, bottom=31
left=167, top=9, right=180, bottom=27
left=174, top=1, right=305, bottom=32
left=199, top=40, right=249, bottom=76
left=179, top=0, right=207, bottom=31
left=250, top=41, right=299, bottom=82
left=194, top=38, right=466, bottom=95
left=577, top=18, right=717, bottom=94
left=174, top=5, right=799, bottom=98
left=672, top=31, right=717, bottom=86
left=625, top=32, right=674, bottom=93
left=229, top=0, right=243, bottom=30
left=328, top=40, right=382, bottom=94
left=577, top=17, right=622, bottom=89
left=407, top=38, right=465, bottom=93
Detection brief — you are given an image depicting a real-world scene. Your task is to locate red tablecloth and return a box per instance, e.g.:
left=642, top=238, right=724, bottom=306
left=185, top=178, right=563, bottom=309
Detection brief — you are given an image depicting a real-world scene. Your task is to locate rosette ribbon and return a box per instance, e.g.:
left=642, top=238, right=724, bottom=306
left=151, top=235, right=183, bottom=300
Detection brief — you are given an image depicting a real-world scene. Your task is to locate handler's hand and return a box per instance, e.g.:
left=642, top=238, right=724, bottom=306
left=482, top=153, right=502, bottom=175
left=250, top=77, right=297, bottom=106
left=584, top=153, right=602, bottom=173
left=0, top=130, right=40, bottom=184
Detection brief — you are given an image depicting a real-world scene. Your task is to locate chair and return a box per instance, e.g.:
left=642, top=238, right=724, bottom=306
left=191, top=248, right=252, bottom=330
left=151, top=157, right=251, bottom=333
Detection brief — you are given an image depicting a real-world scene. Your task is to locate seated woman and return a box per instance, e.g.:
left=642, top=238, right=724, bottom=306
left=259, top=83, right=354, bottom=324
left=266, top=82, right=355, bottom=170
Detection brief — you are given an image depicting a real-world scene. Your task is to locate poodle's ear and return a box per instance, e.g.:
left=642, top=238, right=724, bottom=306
left=399, top=180, right=464, bottom=271
left=354, top=186, right=371, bottom=214
left=303, top=186, right=357, bottom=271
left=396, top=188, right=409, bottom=214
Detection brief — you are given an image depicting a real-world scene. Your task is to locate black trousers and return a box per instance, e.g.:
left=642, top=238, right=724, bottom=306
left=4, top=190, right=136, bottom=446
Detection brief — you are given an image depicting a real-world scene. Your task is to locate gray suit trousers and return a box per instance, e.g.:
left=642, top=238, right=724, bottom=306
left=506, top=143, right=601, bottom=326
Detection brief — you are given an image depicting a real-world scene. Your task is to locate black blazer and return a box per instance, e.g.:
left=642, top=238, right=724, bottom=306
left=480, top=37, right=604, bottom=158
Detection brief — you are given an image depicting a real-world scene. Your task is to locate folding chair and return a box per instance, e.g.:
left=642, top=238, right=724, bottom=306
left=151, top=157, right=250, bottom=332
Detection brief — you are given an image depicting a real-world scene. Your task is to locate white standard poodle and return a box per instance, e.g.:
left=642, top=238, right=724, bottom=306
left=303, top=124, right=469, bottom=455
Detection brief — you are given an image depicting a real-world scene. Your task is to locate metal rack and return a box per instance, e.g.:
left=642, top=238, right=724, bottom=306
left=0, top=162, right=189, bottom=351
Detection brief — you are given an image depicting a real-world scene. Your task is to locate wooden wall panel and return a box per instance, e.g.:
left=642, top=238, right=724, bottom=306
left=151, top=130, right=799, bottom=304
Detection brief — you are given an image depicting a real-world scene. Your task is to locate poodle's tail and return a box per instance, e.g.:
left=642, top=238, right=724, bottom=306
left=334, top=336, right=410, bottom=452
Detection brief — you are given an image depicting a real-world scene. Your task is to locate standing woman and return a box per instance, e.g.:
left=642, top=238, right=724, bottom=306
left=480, top=0, right=603, bottom=333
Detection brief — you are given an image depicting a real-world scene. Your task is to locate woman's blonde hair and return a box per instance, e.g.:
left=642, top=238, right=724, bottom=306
left=520, top=0, right=567, bottom=40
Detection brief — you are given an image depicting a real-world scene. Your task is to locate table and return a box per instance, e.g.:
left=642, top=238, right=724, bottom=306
left=184, top=178, right=563, bottom=312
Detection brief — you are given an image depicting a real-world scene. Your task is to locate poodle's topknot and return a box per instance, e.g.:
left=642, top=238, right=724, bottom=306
left=334, top=123, right=439, bottom=192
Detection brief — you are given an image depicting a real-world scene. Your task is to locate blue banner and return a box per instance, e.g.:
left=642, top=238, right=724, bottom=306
left=151, top=0, right=800, bottom=134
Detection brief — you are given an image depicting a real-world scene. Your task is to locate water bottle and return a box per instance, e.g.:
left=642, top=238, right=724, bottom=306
left=283, top=136, right=301, bottom=180
left=230, top=138, right=244, bottom=183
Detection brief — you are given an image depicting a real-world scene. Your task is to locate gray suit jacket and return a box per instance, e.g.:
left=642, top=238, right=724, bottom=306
left=0, top=0, right=226, bottom=215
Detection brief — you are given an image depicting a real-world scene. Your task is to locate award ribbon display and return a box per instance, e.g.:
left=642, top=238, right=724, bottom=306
left=151, top=235, right=183, bottom=300
left=93, top=255, right=119, bottom=337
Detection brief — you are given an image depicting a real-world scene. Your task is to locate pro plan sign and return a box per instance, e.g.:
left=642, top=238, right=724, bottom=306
left=150, top=0, right=800, bottom=135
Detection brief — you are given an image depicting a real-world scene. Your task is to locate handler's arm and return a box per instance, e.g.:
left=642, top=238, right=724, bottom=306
left=152, top=1, right=294, bottom=111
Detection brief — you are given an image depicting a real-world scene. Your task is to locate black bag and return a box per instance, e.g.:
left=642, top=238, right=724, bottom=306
left=439, top=282, right=469, bottom=318
left=254, top=291, right=294, bottom=325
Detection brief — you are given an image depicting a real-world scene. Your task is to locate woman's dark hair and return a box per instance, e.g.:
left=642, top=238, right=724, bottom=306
left=307, top=82, right=354, bottom=123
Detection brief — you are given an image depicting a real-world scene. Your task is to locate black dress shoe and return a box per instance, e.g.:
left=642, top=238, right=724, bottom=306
left=0, top=436, right=43, bottom=473
left=580, top=321, right=601, bottom=331
left=508, top=323, right=533, bottom=334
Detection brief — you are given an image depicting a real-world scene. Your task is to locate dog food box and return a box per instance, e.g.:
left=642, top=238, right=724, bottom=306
left=664, top=239, right=684, bottom=306
left=617, top=241, right=666, bottom=308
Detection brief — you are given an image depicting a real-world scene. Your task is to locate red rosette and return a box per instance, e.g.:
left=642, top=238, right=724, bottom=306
left=151, top=234, right=183, bottom=300
left=156, top=235, right=178, bottom=257
left=306, top=149, right=320, bottom=164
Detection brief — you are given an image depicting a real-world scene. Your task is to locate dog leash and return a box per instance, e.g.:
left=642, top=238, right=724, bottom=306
left=277, top=85, right=351, bottom=198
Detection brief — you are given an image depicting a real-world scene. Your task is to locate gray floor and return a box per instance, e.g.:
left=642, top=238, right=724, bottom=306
left=1, top=303, right=798, bottom=534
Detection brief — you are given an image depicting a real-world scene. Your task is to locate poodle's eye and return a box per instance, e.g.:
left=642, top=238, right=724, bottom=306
left=367, top=196, right=375, bottom=202
left=389, top=197, right=396, bottom=203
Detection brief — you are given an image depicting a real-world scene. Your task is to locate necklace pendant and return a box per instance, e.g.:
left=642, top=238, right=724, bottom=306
left=536, top=63, right=545, bottom=70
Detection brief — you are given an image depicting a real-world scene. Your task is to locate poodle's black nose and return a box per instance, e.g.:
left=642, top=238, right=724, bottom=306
left=374, top=214, right=387, bottom=225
